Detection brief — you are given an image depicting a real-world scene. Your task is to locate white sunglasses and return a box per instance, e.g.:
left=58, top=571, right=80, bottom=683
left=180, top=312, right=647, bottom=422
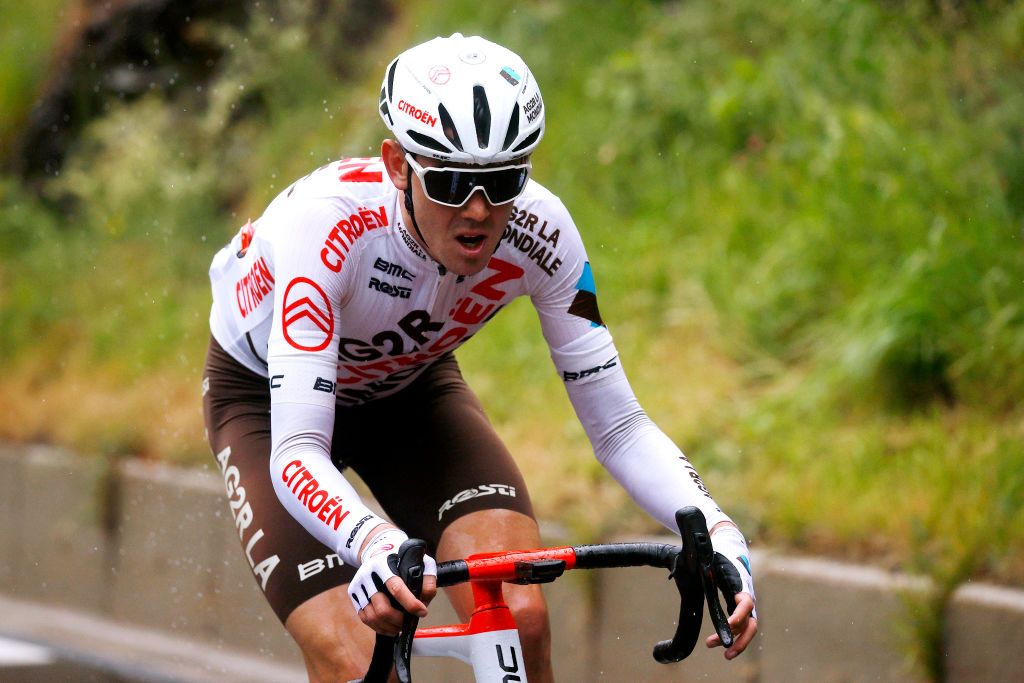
left=405, top=153, right=531, bottom=207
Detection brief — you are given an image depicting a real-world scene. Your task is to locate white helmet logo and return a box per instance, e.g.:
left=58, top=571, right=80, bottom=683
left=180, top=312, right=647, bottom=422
left=459, top=50, right=486, bottom=65
left=428, top=64, right=451, bottom=85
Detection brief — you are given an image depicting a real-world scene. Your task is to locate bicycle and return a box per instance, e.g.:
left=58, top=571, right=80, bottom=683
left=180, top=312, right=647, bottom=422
left=353, top=506, right=739, bottom=682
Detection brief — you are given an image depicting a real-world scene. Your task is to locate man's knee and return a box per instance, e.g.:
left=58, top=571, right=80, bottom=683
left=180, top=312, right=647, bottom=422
left=508, top=587, right=551, bottom=650
left=293, top=620, right=361, bottom=680
left=285, top=588, right=373, bottom=682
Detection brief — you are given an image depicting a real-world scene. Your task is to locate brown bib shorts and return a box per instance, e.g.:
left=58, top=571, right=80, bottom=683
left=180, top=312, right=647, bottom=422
left=202, top=336, right=534, bottom=623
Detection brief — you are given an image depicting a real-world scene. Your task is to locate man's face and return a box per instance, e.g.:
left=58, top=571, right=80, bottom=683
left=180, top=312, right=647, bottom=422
left=383, top=140, right=517, bottom=276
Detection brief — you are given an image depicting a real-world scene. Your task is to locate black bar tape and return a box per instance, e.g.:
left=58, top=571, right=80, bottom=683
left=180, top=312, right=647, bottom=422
left=435, top=560, right=470, bottom=588
left=571, top=543, right=677, bottom=570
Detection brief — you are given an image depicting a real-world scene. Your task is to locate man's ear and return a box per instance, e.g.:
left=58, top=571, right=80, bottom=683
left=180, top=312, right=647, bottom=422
left=381, top=139, right=408, bottom=190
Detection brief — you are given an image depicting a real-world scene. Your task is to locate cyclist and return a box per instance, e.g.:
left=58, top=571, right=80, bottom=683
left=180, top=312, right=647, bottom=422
left=203, top=33, right=757, bottom=682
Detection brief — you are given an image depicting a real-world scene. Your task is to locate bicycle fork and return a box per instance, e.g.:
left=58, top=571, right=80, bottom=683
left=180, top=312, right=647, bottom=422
left=412, top=578, right=528, bottom=682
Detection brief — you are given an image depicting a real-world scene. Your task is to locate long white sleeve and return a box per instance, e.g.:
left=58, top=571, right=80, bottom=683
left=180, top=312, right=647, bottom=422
left=269, top=403, right=384, bottom=566
left=562, top=353, right=731, bottom=534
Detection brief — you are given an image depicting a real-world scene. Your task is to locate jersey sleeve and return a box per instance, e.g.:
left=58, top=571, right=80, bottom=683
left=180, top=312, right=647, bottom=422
left=526, top=196, right=618, bottom=382
left=262, top=200, right=387, bottom=566
left=528, top=196, right=733, bottom=535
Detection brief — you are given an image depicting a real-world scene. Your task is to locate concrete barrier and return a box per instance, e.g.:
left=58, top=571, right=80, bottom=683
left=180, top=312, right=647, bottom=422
left=111, top=458, right=303, bottom=665
left=946, top=582, right=1024, bottom=683
left=111, top=459, right=224, bottom=635
left=756, top=554, right=927, bottom=683
left=7, top=445, right=112, bottom=613
left=3, top=442, right=1024, bottom=682
left=0, top=443, right=24, bottom=592
left=545, top=570, right=592, bottom=681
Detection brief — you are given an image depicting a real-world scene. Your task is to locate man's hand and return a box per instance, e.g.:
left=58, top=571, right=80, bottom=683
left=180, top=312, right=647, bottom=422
left=706, top=523, right=758, bottom=659
left=347, top=526, right=438, bottom=635
left=705, top=591, right=757, bottom=659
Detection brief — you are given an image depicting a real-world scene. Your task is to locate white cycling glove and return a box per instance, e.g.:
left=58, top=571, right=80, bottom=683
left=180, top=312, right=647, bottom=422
left=347, top=527, right=437, bottom=612
left=710, top=525, right=758, bottom=620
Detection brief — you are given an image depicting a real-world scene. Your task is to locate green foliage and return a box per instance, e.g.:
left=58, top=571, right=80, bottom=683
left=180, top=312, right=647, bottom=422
left=0, top=179, right=66, bottom=357
left=0, top=0, right=68, bottom=151
left=896, top=423, right=1024, bottom=680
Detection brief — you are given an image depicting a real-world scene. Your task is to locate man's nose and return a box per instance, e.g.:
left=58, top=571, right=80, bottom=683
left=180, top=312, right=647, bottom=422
left=460, top=188, right=491, bottom=221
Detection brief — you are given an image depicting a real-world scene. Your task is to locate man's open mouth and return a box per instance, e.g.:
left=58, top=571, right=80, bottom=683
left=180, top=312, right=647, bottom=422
left=456, top=235, right=486, bottom=248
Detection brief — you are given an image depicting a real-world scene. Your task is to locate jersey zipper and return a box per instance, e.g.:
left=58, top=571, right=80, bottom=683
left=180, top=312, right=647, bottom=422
left=426, top=265, right=459, bottom=319
left=425, top=268, right=444, bottom=312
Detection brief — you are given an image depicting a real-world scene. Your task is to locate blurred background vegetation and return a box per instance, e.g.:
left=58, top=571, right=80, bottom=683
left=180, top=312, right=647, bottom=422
left=2, top=1, right=1023, bottom=667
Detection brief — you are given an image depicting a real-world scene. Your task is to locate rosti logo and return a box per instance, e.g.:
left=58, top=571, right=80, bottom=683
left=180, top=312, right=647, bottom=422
left=282, top=277, right=334, bottom=352
left=438, top=484, right=517, bottom=520
left=398, top=99, right=438, bottom=127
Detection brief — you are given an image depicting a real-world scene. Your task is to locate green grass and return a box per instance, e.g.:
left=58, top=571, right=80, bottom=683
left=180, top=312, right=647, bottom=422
left=2, top=7, right=1023, bottom=671
left=0, top=0, right=69, bottom=154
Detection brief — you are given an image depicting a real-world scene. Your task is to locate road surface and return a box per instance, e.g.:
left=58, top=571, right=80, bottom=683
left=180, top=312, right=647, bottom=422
left=0, top=634, right=177, bottom=682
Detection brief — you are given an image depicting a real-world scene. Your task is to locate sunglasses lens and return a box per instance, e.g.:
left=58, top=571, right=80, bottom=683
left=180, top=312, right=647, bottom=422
left=421, top=166, right=529, bottom=206
left=421, top=170, right=469, bottom=205
left=480, top=167, right=530, bottom=204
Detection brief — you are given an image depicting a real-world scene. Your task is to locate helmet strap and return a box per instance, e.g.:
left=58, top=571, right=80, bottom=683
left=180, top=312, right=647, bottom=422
left=404, top=162, right=447, bottom=275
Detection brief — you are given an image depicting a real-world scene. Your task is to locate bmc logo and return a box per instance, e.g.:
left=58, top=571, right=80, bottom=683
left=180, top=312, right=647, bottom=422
left=562, top=357, right=618, bottom=382
left=313, top=377, right=335, bottom=393
left=373, top=257, right=414, bottom=281
left=297, top=553, right=344, bottom=582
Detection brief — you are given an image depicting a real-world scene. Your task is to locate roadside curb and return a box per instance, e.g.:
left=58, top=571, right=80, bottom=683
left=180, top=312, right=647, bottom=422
left=0, top=594, right=303, bottom=683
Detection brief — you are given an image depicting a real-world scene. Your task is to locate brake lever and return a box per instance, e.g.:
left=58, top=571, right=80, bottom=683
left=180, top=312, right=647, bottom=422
left=357, top=539, right=427, bottom=683
left=653, top=543, right=703, bottom=662
left=680, top=508, right=733, bottom=649
left=652, top=507, right=733, bottom=663
left=392, top=539, right=426, bottom=683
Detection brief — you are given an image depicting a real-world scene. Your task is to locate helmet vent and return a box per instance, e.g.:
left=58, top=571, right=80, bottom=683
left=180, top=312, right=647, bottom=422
left=511, top=129, right=541, bottom=154
left=407, top=130, right=452, bottom=155
left=379, top=87, right=393, bottom=126
left=472, top=85, right=491, bottom=149
left=437, top=104, right=464, bottom=152
left=502, top=104, right=520, bottom=152
left=386, top=59, right=399, bottom=102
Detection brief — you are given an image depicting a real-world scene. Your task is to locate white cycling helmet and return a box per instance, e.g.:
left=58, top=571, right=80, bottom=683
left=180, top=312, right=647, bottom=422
left=379, top=33, right=545, bottom=164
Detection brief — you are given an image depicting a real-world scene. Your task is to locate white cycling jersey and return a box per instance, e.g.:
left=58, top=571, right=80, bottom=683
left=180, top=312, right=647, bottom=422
left=209, top=157, right=731, bottom=566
